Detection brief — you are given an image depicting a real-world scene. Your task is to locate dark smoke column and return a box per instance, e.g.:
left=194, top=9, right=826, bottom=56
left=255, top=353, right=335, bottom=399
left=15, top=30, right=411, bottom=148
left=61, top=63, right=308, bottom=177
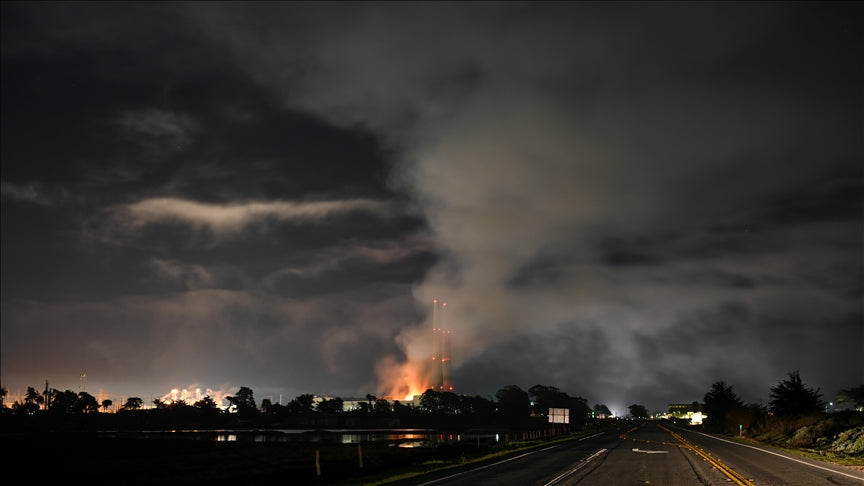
left=432, top=299, right=453, bottom=391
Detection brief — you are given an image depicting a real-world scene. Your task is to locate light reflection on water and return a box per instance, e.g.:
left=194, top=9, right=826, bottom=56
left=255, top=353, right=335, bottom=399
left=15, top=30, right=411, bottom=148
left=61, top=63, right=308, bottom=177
left=114, top=429, right=500, bottom=447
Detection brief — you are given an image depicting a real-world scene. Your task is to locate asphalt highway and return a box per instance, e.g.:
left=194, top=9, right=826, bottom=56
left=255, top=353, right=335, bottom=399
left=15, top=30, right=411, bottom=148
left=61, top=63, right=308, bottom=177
left=389, top=422, right=864, bottom=486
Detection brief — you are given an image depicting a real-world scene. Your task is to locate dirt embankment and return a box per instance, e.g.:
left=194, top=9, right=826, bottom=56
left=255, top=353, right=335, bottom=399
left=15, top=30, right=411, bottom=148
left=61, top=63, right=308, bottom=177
left=745, top=411, right=863, bottom=468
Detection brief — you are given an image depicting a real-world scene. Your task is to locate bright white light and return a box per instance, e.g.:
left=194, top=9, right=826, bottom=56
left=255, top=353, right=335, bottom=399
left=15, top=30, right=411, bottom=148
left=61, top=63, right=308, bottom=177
left=690, top=412, right=704, bottom=425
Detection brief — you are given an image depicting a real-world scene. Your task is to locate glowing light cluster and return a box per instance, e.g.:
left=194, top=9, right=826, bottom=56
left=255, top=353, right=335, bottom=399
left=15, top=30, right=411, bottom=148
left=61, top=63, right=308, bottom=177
left=158, top=385, right=232, bottom=407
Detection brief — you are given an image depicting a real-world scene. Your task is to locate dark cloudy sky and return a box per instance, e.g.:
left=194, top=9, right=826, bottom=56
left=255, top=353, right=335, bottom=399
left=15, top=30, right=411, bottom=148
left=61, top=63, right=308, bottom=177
left=2, top=2, right=861, bottom=414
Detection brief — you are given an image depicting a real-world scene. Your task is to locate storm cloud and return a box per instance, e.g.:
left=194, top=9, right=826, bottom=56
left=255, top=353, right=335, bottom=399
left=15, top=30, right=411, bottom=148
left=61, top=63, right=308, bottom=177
left=2, top=2, right=860, bottom=413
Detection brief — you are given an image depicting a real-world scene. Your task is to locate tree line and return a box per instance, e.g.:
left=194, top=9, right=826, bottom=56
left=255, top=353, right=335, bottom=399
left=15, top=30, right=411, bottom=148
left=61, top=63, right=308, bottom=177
left=2, top=370, right=859, bottom=431
left=0, top=382, right=613, bottom=429
left=610, top=370, right=863, bottom=423
left=696, top=370, right=862, bottom=434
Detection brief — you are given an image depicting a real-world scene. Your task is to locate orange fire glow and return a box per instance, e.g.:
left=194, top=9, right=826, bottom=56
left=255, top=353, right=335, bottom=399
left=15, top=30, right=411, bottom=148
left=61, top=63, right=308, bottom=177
left=375, top=355, right=433, bottom=401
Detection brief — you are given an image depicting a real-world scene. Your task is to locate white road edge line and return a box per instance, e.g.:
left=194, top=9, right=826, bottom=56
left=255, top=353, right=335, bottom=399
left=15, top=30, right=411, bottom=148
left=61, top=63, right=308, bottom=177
left=414, top=432, right=611, bottom=486
left=579, top=432, right=605, bottom=441
left=543, top=448, right=608, bottom=486
left=414, top=444, right=563, bottom=485
left=688, top=428, right=864, bottom=482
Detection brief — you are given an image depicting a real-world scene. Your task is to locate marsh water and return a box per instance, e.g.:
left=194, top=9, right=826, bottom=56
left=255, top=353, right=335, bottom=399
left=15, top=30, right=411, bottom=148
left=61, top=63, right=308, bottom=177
left=93, top=428, right=502, bottom=447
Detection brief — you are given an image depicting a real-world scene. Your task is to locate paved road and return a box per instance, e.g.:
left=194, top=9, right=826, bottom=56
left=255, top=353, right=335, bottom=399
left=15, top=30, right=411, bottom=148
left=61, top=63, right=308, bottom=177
left=389, top=422, right=864, bottom=486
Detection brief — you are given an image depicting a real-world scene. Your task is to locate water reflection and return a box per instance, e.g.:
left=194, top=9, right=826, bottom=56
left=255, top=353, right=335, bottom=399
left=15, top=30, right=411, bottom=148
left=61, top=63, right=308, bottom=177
left=105, top=429, right=500, bottom=448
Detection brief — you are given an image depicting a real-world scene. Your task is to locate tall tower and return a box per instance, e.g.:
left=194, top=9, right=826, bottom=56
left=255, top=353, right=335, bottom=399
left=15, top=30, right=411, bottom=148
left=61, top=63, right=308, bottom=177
left=431, top=299, right=453, bottom=391
left=441, top=327, right=453, bottom=391
left=431, top=299, right=444, bottom=390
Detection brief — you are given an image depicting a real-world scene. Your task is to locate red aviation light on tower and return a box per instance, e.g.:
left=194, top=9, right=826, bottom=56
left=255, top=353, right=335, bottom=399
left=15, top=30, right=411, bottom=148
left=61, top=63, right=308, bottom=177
left=432, top=299, right=440, bottom=363
left=431, top=299, right=446, bottom=390
left=440, top=303, right=453, bottom=393
left=428, top=299, right=454, bottom=392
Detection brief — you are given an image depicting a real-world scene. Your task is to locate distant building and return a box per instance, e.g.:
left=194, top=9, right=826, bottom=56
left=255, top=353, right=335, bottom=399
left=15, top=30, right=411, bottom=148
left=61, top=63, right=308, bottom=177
left=313, top=395, right=410, bottom=412
left=667, top=403, right=694, bottom=418
left=666, top=403, right=706, bottom=425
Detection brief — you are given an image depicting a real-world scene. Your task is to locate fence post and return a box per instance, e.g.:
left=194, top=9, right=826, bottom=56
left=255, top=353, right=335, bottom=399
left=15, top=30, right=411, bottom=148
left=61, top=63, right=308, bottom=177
left=316, top=449, right=321, bottom=476
left=358, top=444, right=363, bottom=469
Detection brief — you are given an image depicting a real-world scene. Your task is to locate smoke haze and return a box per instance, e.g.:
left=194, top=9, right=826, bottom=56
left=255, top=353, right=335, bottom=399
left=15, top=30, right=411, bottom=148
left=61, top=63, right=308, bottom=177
left=2, top=3, right=860, bottom=413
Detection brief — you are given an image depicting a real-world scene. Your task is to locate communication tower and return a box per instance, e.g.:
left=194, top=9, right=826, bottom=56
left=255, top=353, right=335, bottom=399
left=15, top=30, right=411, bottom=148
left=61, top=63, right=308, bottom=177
left=431, top=299, right=454, bottom=391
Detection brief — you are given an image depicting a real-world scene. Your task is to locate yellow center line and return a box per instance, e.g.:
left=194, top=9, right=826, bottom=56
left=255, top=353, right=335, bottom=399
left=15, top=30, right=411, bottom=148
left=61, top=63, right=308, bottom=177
left=657, top=424, right=755, bottom=486
left=619, top=425, right=755, bottom=486
left=620, top=426, right=680, bottom=448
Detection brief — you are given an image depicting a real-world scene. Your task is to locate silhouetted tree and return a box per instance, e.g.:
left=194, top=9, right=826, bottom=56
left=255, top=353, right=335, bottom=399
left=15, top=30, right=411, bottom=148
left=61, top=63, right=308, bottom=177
left=194, top=395, right=219, bottom=411
left=459, top=395, right=495, bottom=416
left=260, top=398, right=274, bottom=413
left=288, top=394, right=314, bottom=413
left=496, top=385, right=531, bottom=420
left=703, top=381, right=744, bottom=431
left=13, top=401, right=39, bottom=415
left=374, top=398, right=391, bottom=413
left=166, top=399, right=192, bottom=412
left=837, top=385, right=864, bottom=409
left=226, top=386, right=257, bottom=417
left=727, top=402, right=765, bottom=435
left=24, top=386, right=43, bottom=409
left=528, top=385, right=570, bottom=416
left=317, top=397, right=344, bottom=413
left=297, top=393, right=314, bottom=412
left=101, top=399, right=113, bottom=412
left=236, top=386, right=256, bottom=409
left=392, top=400, right=411, bottom=416
left=567, top=396, right=592, bottom=424
left=419, top=389, right=441, bottom=412
left=593, top=404, right=612, bottom=418
left=628, top=404, right=649, bottom=419
left=265, top=401, right=285, bottom=416
left=14, top=399, right=39, bottom=415
left=0, top=386, right=6, bottom=409
left=49, top=389, right=78, bottom=414
left=76, top=392, right=99, bottom=413
left=123, top=397, right=144, bottom=410
left=769, top=370, right=825, bottom=416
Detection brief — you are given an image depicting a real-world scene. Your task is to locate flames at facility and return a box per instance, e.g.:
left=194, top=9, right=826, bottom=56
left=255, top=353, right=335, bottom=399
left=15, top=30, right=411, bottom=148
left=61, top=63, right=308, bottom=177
left=375, top=356, right=433, bottom=401
left=376, top=299, right=454, bottom=401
